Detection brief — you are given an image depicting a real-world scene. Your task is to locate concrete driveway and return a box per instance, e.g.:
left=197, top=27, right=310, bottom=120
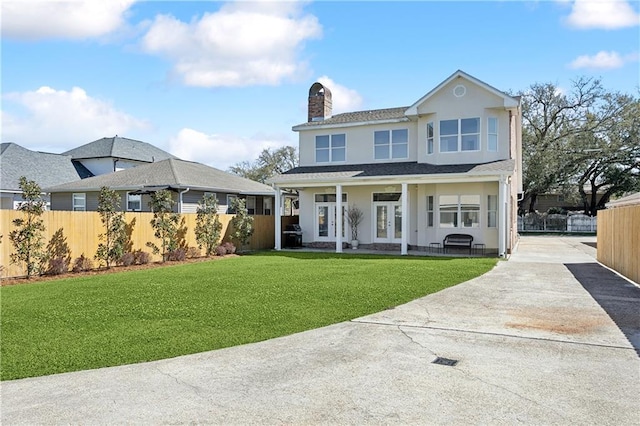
left=2, top=236, right=639, bottom=425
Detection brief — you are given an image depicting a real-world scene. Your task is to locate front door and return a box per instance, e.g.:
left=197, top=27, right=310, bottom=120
left=315, top=203, right=346, bottom=241
left=373, top=192, right=402, bottom=243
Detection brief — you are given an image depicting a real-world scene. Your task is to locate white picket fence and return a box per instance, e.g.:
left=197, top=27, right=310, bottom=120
left=517, top=213, right=597, bottom=233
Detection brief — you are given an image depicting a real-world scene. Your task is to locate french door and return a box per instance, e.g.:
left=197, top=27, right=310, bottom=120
left=315, top=203, right=346, bottom=241
left=373, top=192, right=402, bottom=243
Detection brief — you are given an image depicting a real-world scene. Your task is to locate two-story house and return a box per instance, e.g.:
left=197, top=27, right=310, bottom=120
left=270, top=70, right=522, bottom=257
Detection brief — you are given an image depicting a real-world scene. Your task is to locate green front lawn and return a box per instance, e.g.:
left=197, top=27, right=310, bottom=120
left=1, top=252, right=496, bottom=380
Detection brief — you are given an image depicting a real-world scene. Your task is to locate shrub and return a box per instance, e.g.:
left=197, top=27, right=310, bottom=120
left=222, top=241, right=236, bottom=254
left=72, top=254, right=93, bottom=273
left=215, top=245, right=227, bottom=256
left=167, top=248, right=186, bottom=262
left=186, top=247, right=201, bottom=259
left=133, top=250, right=150, bottom=265
left=118, top=252, right=135, bottom=267
left=46, top=257, right=69, bottom=276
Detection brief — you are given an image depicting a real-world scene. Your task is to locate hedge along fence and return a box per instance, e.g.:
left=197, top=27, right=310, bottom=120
left=0, top=210, right=276, bottom=279
left=597, top=204, right=640, bottom=284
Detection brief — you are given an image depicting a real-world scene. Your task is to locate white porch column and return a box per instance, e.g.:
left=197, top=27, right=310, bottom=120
left=274, top=186, right=282, bottom=250
left=401, top=182, right=408, bottom=255
left=336, top=184, right=343, bottom=253
left=498, top=177, right=507, bottom=257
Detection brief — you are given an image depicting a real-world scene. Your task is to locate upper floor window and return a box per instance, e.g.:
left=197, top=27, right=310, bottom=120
left=427, top=122, right=434, bottom=155
left=374, top=129, right=408, bottom=160
left=440, top=118, right=480, bottom=152
left=72, top=193, right=86, bottom=212
left=488, top=117, right=498, bottom=152
left=316, top=134, right=346, bottom=163
left=127, top=193, right=141, bottom=211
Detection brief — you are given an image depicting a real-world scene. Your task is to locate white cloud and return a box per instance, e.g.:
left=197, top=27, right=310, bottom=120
left=566, top=0, right=640, bottom=29
left=2, top=86, right=149, bottom=152
left=1, top=0, right=136, bottom=40
left=167, top=128, right=292, bottom=171
left=569, top=50, right=638, bottom=69
left=140, top=1, right=322, bottom=87
left=316, top=76, right=364, bottom=114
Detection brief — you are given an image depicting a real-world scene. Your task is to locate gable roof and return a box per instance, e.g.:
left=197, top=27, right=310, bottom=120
left=0, top=143, right=88, bottom=192
left=63, top=136, right=177, bottom=162
left=293, top=70, right=519, bottom=130
left=45, top=158, right=275, bottom=195
left=405, top=70, right=519, bottom=115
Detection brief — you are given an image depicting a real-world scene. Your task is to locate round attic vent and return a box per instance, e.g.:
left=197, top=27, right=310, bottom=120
left=453, top=84, right=466, bottom=97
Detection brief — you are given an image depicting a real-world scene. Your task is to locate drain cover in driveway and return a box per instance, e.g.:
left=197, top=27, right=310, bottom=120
left=432, top=357, right=458, bottom=366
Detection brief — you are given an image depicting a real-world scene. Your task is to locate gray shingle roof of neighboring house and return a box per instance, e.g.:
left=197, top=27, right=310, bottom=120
left=62, top=136, right=178, bottom=162
left=45, top=158, right=275, bottom=195
left=271, top=160, right=515, bottom=183
left=0, top=143, right=88, bottom=191
left=293, top=107, right=410, bottom=129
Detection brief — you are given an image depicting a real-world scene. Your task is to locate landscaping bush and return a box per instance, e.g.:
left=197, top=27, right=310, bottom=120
left=222, top=241, right=236, bottom=254
left=186, top=247, right=201, bottom=259
left=72, top=254, right=93, bottom=273
left=133, top=249, right=150, bottom=265
left=118, top=252, right=135, bottom=267
left=167, top=248, right=186, bottom=262
left=46, top=257, right=69, bottom=276
left=215, top=245, right=227, bottom=256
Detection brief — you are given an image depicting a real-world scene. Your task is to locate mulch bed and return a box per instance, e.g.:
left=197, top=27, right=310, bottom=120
left=1, top=255, right=238, bottom=287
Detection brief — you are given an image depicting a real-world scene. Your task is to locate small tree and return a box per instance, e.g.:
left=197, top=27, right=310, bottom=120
left=229, top=198, right=254, bottom=252
left=9, top=177, right=47, bottom=278
left=347, top=204, right=364, bottom=241
left=95, top=187, right=127, bottom=268
left=146, top=190, right=180, bottom=262
left=195, top=194, right=223, bottom=256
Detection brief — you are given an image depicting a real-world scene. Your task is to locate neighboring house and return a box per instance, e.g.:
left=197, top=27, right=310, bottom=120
left=519, top=190, right=607, bottom=214
left=0, top=142, right=92, bottom=209
left=270, top=70, right=522, bottom=256
left=45, top=158, right=275, bottom=214
left=63, top=135, right=177, bottom=176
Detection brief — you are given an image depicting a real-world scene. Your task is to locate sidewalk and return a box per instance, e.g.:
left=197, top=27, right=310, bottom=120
left=2, top=236, right=639, bottom=425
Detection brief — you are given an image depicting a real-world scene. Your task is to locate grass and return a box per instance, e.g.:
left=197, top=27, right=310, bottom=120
left=1, top=252, right=496, bottom=380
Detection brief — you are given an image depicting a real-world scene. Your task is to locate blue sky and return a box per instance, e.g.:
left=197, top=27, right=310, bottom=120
left=2, top=0, right=639, bottom=170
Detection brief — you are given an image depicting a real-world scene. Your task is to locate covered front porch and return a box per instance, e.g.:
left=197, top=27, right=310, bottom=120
left=272, top=167, right=514, bottom=257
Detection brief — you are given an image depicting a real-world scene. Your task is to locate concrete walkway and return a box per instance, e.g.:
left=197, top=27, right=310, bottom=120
left=2, top=236, right=639, bottom=425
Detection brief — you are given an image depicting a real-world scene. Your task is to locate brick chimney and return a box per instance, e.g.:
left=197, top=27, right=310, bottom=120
left=308, top=82, right=332, bottom=122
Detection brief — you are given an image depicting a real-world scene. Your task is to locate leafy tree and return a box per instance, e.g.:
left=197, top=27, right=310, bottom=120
left=146, top=190, right=180, bottom=262
left=229, top=198, right=254, bottom=251
left=195, top=193, right=223, bottom=256
left=9, top=177, right=47, bottom=278
left=229, top=146, right=298, bottom=183
left=95, top=187, right=127, bottom=268
left=519, top=77, right=637, bottom=214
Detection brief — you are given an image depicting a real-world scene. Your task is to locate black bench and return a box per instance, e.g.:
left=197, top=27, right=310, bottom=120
left=443, top=234, right=473, bottom=254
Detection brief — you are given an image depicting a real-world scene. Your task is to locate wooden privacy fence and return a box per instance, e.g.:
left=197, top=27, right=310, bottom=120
left=1, top=210, right=277, bottom=279
left=597, top=205, right=640, bottom=284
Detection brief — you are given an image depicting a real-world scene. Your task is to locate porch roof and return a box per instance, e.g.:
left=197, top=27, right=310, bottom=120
left=269, top=159, right=515, bottom=186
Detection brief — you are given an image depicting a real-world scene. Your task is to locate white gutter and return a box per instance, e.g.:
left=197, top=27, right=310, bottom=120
left=179, top=187, right=190, bottom=213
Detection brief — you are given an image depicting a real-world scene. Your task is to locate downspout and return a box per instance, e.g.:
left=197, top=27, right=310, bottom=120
left=179, top=188, right=190, bottom=213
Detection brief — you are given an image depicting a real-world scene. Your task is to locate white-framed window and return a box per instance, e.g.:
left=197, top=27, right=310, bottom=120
left=488, top=117, right=498, bottom=152
left=427, top=195, right=434, bottom=227
left=246, top=196, right=256, bottom=215
left=427, top=122, right=434, bottom=155
left=316, top=134, right=346, bottom=163
left=263, top=197, right=272, bottom=215
left=440, top=118, right=480, bottom=152
left=72, top=193, right=86, bottom=212
left=127, top=193, right=141, bottom=211
left=439, top=195, right=480, bottom=228
left=374, top=129, right=408, bottom=160
left=227, top=194, right=238, bottom=214
left=487, top=195, right=497, bottom=228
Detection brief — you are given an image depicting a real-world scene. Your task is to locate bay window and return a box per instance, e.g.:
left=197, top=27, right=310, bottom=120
left=439, top=117, right=480, bottom=152
left=374, top=129, right=408, bottom=160
left=439, top=195, right=480, bottom=228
